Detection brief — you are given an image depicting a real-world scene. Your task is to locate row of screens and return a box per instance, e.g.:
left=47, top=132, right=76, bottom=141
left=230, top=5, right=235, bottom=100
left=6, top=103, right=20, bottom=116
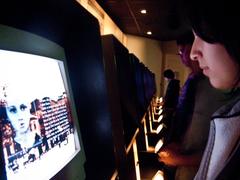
left=128, top=53, right=156, bottom=120
left=0, top=39, right=157, bottom=180
left=112, top=47, right=156, bottom=145
left=127, top=54, right=156, bottom=145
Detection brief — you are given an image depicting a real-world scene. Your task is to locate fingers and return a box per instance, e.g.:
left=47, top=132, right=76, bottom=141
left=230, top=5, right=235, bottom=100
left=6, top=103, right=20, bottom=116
left=159, top=151, right=169, bottom=158
left=158, top=150, right=169, bottom=164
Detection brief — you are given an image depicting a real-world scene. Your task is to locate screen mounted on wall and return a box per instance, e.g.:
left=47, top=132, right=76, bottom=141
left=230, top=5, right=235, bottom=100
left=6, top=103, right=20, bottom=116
left=0, top=49, right=80, bottom=180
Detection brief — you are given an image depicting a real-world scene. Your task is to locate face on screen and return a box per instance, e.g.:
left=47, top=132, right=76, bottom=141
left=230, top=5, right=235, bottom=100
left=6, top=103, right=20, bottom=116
left=0, top=49, right=81, bottom=180
left=6, top=99, right=31, bottom=135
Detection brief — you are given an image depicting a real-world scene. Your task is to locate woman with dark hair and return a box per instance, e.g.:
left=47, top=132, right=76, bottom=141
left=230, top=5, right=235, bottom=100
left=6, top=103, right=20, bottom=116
left=181, top=0, right=240, bottom=179
left=159, top=31, right=239, bottom=180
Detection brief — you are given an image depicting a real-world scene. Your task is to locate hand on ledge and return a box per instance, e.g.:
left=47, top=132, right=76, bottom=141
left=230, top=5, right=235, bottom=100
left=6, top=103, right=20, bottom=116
left=157, top=142, right=202, bottom=167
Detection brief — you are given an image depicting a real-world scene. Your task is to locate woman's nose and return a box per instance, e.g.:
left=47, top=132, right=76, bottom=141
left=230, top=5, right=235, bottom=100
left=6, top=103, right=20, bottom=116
left=190, top=52, right=198, bottom=61
left=190, top=41, right=200, bottom=61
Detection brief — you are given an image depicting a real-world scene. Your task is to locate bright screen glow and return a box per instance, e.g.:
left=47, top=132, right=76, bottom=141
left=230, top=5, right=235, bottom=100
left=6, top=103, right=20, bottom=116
left=0, top=49, right=80, bottom=180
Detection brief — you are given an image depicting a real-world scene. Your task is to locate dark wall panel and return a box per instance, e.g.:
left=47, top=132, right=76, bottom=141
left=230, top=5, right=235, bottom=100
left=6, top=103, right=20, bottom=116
left=0, top=0, right=116, bottom=179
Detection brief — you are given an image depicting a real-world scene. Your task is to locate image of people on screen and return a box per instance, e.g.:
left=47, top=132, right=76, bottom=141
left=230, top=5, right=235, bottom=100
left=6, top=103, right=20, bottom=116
left=0, top=94, right=42, bottom=172
left=0, top=90, right=76, bottom=176
left=5, top=98, right=35, bottom=149
left=0, top=51, right=80, bottom=180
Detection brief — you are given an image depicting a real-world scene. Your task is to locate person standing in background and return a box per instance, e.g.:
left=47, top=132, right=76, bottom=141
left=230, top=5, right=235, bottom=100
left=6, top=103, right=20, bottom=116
left=163, top=69, right=180, bottom=111
left=162, top=69, right=180, bottom=139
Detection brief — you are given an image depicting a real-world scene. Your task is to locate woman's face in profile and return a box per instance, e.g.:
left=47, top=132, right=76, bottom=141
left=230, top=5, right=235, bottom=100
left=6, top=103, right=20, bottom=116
left=190, top=33, right=240, bottom=89
left=6, top=99, right=31, bottom=134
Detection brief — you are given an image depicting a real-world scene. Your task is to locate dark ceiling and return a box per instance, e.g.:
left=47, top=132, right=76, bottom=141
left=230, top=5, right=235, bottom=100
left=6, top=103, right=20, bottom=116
left=96, top=0, right=190, bottom=41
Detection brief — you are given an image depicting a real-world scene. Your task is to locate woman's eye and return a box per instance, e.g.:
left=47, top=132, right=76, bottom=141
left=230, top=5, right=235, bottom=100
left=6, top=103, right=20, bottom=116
left=20, top=104, right=27, bottom=111
left=8, top=106, right=17, bottom=113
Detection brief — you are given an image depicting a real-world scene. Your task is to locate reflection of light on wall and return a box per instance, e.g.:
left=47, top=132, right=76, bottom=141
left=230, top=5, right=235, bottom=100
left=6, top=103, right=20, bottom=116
left=153, top=115, right=163, bottom=123
left=110, top=170, right=118, bottom=180
left=151, top=124, right=163, bottom=134
left=143, top=117, right=149, bottom=150
left=76, top=0, right=126, bottom=45
left=154, top=106, right=160, bottom=110
left=152, top=170, right=164, bottom=180
left=149, top=116, right=153, bottom=132
left=156, top=124, right=163, bottom=134
left=160, top=97, right=163, bottom=103
left=159, top=109, right=163, bottom=114
left=155, top=139, right=164, bottom=153
left=126, top=129, right=139, bottom=153
left=154, top=109, right=161, bottom=115
left=133, top=140, right=141, bottom=180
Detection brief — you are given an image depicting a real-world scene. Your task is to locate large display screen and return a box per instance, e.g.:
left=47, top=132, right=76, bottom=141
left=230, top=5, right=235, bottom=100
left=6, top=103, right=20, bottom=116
left=0, top=49, right=80, bottom=180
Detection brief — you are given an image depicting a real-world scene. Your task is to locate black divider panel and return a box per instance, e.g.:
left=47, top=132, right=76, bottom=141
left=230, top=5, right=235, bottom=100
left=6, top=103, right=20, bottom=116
left=129, top=54, right=157, bottom=153
left=129, top=54, right=148, bottom=119
left=101, top=35, right=140, bottom=147
left=0, top=1, right=116, bottom=179
left=143, top=66, right=157, bottom=106
left=145, top=70, right=157, bottom=104
left=63, top=10, right=116, bottom=180
left=101, top=35, right=142, bottom=180
left=114, top=41, right=140, bottom=147
left=130, top=55, right=157, bottom=117
left=129, top=54, right=141, bottom=119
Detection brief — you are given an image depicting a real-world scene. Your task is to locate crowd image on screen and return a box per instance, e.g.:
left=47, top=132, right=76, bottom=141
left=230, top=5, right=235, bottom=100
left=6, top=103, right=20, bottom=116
left=0, top=88, right=74, bottom=173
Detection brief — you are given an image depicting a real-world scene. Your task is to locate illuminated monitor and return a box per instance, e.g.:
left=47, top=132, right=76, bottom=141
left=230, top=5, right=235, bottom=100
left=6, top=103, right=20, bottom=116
left=0, top=49, right=81, bottom=180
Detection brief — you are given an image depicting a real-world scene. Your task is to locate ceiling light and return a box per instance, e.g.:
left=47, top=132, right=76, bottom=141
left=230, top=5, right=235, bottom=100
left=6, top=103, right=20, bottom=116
left=147, top=31, right=152, bottom=35
left=140, top=9, right=147, bottom=14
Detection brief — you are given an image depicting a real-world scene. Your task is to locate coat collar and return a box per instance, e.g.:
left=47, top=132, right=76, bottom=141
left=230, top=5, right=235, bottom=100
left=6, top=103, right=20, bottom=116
left=212, top=90, right=240, bottom=118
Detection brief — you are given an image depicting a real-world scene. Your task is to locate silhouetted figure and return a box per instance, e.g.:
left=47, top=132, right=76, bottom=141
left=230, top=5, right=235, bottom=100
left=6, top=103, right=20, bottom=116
left=163, top=69, right=180, bottom=110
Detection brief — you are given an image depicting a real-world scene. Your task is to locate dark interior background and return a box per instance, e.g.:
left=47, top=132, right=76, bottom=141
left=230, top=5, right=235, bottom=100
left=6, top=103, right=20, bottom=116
left=96, top=0, right=190, bottom=41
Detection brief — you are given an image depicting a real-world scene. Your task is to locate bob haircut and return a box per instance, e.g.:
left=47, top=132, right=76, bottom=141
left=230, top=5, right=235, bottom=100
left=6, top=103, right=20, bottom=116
left=163, top=69, right=175, bottom=79
left=182, top=0, right=240, bottom=63
left=176, top=31, right=194, bottom=45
